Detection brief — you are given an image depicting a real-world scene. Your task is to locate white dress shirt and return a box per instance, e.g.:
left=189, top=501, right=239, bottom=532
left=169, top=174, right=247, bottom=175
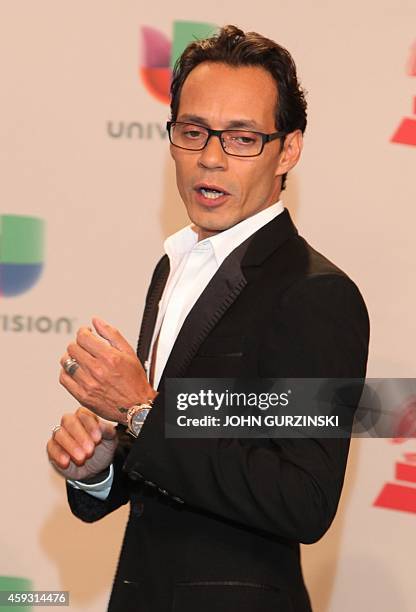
left=67, top=201, right=284, bottom=499
left=149, top=200, right=284, bottom=389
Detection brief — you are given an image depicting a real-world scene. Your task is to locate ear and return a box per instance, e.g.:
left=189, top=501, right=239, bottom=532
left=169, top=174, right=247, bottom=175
left=274, top=129, right=303, bottom=177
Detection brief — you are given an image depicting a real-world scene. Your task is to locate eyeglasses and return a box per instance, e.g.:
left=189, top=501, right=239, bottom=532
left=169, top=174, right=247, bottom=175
left=166, top=121, right=286, bottom=157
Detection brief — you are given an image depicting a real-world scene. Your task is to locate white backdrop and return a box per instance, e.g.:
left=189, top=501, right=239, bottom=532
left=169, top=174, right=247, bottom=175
left=1, top=2, right=415, bottom=611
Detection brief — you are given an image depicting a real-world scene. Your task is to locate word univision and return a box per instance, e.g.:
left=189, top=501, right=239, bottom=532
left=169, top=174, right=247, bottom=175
left=0, top=314, right=75, bottom=334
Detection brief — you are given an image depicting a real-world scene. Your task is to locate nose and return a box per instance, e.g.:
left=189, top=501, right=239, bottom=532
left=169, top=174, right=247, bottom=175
left=197, top=134, right=227, bottom=170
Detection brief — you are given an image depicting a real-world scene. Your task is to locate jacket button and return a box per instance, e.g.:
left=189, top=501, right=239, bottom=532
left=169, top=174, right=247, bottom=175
left=158, top=488, right=169, bottom=496
left=129, top=470, right=144, bottom=481
left=172, top=496, right=184, bottom=504
left=144, top=479, right=157, bottom=488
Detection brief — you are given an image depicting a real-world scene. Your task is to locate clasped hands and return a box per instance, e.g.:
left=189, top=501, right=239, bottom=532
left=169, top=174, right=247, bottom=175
left=59, top=316, right=157, bottom=425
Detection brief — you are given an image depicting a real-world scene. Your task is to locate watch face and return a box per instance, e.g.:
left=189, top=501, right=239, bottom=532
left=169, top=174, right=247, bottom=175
left=131, top=408, right=150, bottom=434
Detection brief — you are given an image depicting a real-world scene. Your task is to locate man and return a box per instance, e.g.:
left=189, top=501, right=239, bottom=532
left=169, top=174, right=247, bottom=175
left=47, top=25, right=369, bottom=612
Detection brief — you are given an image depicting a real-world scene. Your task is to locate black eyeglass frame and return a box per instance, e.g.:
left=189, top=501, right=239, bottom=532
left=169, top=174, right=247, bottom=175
left=166, top=121, right=286, bottom=157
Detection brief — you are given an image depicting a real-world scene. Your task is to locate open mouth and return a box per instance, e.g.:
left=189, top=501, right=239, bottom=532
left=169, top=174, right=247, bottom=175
left=199, top=187, right=226, bottom=200
left=194, top=184, right=230, bottom=202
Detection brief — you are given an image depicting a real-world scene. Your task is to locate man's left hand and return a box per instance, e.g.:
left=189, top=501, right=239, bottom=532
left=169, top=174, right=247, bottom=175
left=59, top=317, right=156, bottom=424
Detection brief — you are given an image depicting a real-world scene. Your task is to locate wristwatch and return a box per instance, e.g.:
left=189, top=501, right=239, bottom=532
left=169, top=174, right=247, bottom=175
left=126, top=400, right=154, bottom=438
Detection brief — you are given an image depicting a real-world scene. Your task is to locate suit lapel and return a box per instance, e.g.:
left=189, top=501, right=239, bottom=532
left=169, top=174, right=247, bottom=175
left=136, top=255, right=170, bottom=365
left=160, top=241, right=249, bottom=380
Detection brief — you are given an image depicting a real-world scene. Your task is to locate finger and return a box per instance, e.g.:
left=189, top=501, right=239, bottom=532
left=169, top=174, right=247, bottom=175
left=52, top=425, right=90, bottom=466
left=76, top=406, right=101, bottom=442
left=67, top=342, right=98, bottom=376
left=62, top=412, right=97, bottom=454
left=76, top=408, right=113, bottom=443
left=59, top=356, right=99, bottom=397
left=92, top=317, right=135, bottom=354
left=59, top=351, right=88, bottom=383
left=98, top=419, right=118, bottom=440
left=59, top=368, right=82, bottom=392
left=60, top=351, right=82, bottom=377
left=75, top=326, right=110, bottom=358
left=47, top=438, right=71, bottom=469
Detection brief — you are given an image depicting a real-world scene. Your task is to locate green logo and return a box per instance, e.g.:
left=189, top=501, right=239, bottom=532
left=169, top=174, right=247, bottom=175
left=0, top=215, right=44, bottom=298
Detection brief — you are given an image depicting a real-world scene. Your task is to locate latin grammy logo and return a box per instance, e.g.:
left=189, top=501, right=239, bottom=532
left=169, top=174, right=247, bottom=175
left=391, top=39, right=416, bottom=146
left=374, top=395, right=416, bottom=514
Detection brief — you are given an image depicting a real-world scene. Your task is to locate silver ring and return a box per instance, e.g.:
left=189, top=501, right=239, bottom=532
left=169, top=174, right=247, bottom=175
left=63, top=357, right=79, bottom=377
left=51, top=425, right=61, bottom=439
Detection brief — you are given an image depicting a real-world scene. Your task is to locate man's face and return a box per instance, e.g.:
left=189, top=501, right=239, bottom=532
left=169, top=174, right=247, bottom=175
left=170, top=62, right=300, bottom=240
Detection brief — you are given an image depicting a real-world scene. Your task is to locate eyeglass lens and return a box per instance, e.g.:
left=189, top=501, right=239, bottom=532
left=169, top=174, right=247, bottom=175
left=170, top=123, right=263, bottom=156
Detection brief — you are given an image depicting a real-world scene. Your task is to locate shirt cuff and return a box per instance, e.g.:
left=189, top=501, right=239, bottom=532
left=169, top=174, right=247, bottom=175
left=67, top=463, right=114, bottom=501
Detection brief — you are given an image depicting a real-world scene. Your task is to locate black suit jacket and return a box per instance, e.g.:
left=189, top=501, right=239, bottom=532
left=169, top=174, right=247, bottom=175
left=66, top=209, right=370, bottom=612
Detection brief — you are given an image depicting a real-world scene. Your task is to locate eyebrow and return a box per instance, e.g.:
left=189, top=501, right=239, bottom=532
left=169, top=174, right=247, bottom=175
left=177, top=114, right=262, bottom=130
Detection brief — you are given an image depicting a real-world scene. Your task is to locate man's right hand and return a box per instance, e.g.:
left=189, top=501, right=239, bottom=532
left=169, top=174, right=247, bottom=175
left=47, top=406, right=118, bottom=482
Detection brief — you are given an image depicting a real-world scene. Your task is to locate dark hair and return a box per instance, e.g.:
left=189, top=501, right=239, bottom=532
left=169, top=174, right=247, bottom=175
left=170, top=24, right=307, bottom=191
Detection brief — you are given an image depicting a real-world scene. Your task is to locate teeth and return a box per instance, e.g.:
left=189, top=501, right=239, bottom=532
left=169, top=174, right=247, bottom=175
left=200, top=188, right=225, bottom=200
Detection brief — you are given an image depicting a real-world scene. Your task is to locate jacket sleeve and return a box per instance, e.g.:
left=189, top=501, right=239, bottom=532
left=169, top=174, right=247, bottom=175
left=119, top=275, right=369, bottom=543
left=66, top=427, right=133, bottom=523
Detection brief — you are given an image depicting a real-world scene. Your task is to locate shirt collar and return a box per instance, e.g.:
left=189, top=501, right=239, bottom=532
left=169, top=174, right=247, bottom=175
left=164, top=200, right=285, bottom=268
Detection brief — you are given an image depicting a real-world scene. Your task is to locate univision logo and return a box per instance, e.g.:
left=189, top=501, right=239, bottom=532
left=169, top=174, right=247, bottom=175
left=0, top=215, right=44, bottom=298
left=140, top=20, right=216, bottom=104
